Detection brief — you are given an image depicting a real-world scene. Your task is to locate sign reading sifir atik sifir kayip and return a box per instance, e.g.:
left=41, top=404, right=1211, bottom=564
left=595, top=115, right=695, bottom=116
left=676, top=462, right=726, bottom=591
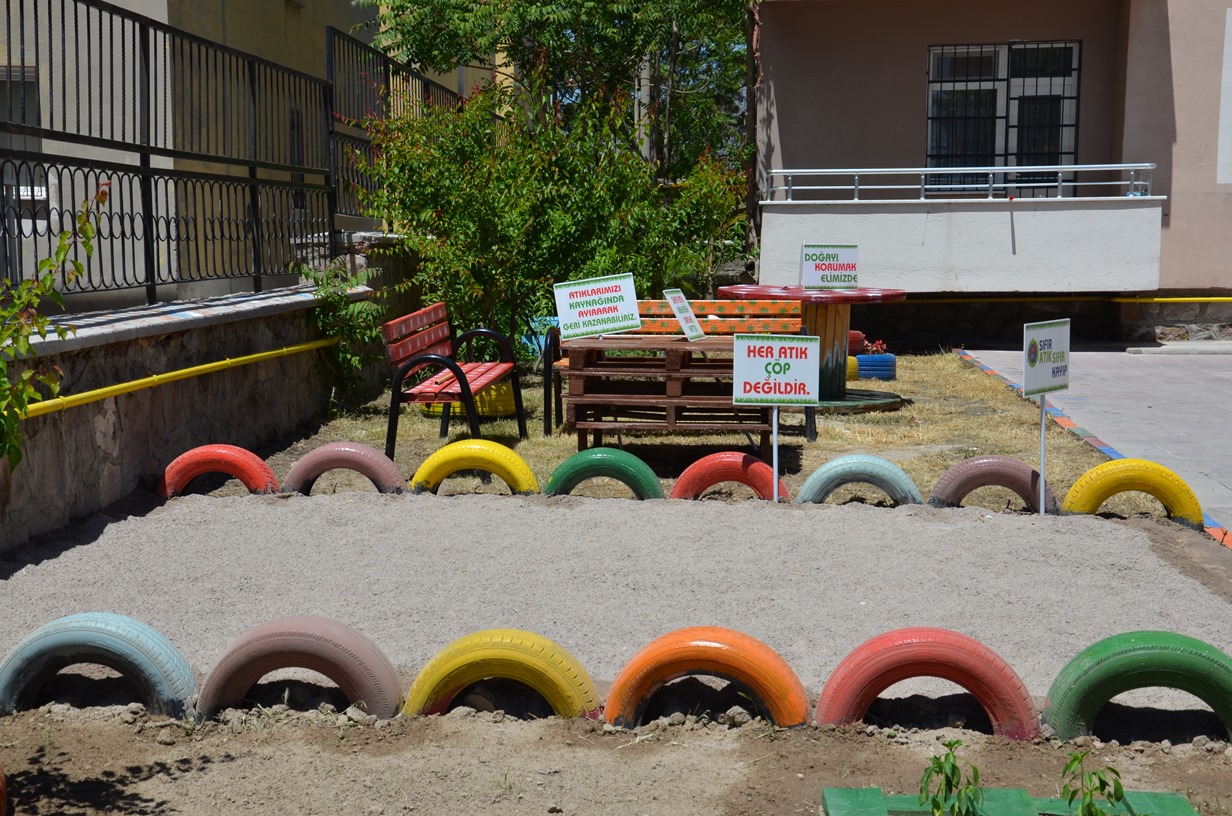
left=732, top=334, right=821, bottom=406
left=1022, top=318, right=1071, bottom=396
left=801, top=243, right=858, bottom=289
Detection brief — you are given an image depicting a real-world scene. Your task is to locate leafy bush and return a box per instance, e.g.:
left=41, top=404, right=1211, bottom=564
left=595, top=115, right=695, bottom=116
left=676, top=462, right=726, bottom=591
left=359, top=80, right=745, bottom=340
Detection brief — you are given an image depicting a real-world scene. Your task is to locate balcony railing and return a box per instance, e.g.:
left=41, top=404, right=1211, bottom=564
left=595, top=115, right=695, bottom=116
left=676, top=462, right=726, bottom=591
left=764, top=164, right=1156, bottom=202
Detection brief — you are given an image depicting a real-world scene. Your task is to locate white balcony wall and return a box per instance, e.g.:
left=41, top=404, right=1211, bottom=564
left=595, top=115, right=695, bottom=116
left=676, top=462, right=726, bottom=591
left=759, top=197, right=1164, bottom=293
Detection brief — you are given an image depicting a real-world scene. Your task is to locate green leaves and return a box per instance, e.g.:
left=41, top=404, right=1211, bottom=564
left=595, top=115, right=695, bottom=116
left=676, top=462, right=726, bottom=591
left=361, top=78, right=744, bottom=341
left=919, top=739, right=985, bottom=816
left=1, top=182, right=109, bottom=470
left=299, top=261, right=387, bottom=410
left=1061, top=750, right=1127, bottom=816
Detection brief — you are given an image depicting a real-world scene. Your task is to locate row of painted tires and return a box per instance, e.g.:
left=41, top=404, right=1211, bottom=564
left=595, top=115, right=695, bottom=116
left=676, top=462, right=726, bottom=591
left=2, top=613, right=1230, bottom=744
left=160, top=441, right=1205, bottom=529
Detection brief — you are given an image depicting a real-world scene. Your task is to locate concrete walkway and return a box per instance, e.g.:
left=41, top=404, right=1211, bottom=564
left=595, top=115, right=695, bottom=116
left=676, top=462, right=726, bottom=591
left=962, top=343, right=1232, bottom=537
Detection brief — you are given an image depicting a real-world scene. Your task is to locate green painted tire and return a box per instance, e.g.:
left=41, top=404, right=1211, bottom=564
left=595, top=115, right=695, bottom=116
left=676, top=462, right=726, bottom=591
left=1042, top=631, right=1232, bottom=739
left=544, top=448, right=664, bottom=499
left=796, top=454, right=923, bottom=506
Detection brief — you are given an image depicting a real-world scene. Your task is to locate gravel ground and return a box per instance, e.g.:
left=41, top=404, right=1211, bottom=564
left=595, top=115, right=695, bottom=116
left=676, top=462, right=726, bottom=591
left=3, top=492, right=1230, bottom=707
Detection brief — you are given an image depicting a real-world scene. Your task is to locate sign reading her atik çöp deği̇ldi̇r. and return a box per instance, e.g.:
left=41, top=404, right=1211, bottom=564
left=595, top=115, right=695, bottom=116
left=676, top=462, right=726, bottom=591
left=662, top=287, right=706, bottom=341
left=801, top=243, right=858, bottom=289
left=553, top=273, right=641, bottom=341
left=1023, top=318, right=1071, bottom=516
left=733, top=333, right=821, bottom=502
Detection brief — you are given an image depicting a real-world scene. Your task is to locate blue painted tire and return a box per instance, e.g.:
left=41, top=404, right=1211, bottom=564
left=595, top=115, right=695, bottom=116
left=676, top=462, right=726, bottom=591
left=796, top=454, right=924, bottom=506
left=857, top=353, right=897, bottom=381
left=0, top=613, right=197, bottom=717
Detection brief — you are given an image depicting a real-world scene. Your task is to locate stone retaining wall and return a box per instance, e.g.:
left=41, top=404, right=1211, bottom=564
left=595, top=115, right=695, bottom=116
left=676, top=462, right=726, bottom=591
left=1, top=288, right=332, bottom=552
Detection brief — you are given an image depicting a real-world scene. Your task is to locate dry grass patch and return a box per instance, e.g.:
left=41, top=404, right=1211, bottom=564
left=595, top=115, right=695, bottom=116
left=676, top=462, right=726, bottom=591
left=247, top=352, right=1171, bottom=519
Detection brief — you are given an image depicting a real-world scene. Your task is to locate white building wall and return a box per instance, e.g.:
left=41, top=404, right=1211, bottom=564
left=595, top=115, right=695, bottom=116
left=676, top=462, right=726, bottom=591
left=759, top=197, right=1164, bottom=293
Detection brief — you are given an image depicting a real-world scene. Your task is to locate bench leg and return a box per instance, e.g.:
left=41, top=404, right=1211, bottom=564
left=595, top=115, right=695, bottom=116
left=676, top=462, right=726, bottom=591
left=760, top=430, right=772, bottom=461
left=458, top=389, right=482, bottom=439
left=805, top=406, right=817, bottom=442
left=509, top=370, right=528, bottom=440
left=438, top=403, right=452, bottom=438
left=385, top=395, right=403, bottom=460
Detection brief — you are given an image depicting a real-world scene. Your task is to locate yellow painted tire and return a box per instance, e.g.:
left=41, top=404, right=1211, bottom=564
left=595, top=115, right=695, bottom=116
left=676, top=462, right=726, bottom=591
left=1061, top=458, right=1204, bottom=530
left=420, top=382, right=517, bottom=418
left=410, top=440, right=539, bottom=495
left=846, top=356, right=858, bottom=381
left=403, top=629, right=600, bottom=718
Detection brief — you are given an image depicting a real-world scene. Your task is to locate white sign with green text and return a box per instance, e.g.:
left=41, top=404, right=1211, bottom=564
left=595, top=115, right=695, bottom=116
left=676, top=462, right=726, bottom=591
left=732, top=334, right=820, bottom=406
left=1023, top=318, right=1071, bottom=516
left=1022, top=319, right=1071, bottom=396
left=553, top=273, right=641, bottom=341
left=662, top=288, right=706, bottom=341
left=801, top=243, right=858, bottom=289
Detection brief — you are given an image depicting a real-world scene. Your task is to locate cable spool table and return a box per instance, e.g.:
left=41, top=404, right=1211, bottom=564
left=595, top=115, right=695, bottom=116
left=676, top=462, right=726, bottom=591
left=716, top=286, right=908, bottom=430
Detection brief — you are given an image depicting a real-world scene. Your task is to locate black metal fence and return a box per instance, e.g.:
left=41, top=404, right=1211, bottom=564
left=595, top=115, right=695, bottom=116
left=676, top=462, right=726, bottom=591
left=0, top=0, right=458, bottom=305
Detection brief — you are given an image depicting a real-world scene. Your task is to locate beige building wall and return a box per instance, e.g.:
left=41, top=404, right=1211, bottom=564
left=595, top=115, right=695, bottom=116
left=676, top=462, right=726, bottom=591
left=1123, top=0, right=1232, bottom=289
left=757, top=0, right=1232, bottom=293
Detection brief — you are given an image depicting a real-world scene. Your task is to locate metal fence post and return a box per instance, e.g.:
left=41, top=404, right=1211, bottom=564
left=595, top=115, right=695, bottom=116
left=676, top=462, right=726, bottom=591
left=246, top=58, right=264, bottom=292
left=138, top=20, right=158, bottom=304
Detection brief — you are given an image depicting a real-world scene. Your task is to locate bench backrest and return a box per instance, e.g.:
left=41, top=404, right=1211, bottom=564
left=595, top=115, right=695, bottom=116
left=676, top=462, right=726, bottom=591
left=382, top=302, right=453, bottom=374
left=631, top=299, right=801, bottom=335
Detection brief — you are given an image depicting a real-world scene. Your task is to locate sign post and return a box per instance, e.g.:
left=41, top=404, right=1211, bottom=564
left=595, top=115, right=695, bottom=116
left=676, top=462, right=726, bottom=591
left=733, top=333, right=821, bottom=502
left=801, top=243, right=859, bottom=289
left=553, top=273, right=641, bottom=341
left=1022, top=319, right=1071, bottom=516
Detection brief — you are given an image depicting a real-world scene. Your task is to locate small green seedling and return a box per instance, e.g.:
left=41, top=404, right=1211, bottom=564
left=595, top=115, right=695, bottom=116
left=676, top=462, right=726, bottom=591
left=919, top=739, right=985, bottom=816
left=1061, top=749, right=1128, bottom=816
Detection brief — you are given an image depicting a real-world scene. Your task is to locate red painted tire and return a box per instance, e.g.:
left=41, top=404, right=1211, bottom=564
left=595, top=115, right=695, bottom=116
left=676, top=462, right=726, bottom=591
left=159, top=444, right=279, bottom=497
left=282, top=441, right=406, bottom=495
left=669, top=452, right=789, bottom=501
left=927, top=455, right=1058, bottom=514
left=815, top=627, right=1039, bottom=740
left=197, top=616, right=401, bottom=720
left=605, top=626, right=810, bottom=728
left=848, top=330, right=866, bottom=356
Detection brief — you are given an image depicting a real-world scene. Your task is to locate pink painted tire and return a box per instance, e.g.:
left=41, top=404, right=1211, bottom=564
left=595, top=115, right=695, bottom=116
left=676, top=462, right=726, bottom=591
left=282, top=441, right=406, bottom=495
left=197, top=616, right=401, bottom=720
left=668, top=452, right=789, bottom=501
left=815, top=627, right=1039, bottom=740
left=927, top=455, right=1058, bottom=514
left=159, top=444, right=279, bottom=497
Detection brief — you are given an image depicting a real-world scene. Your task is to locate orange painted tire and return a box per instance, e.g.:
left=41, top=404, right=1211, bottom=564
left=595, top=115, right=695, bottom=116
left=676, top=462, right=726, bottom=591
left=159, top=444, right=279, bottom=497
left=668, top=452, right=789, bottom=501
left=815, top=627, right=1039, bottom=741
left=604, top=626, right=810, bottom=728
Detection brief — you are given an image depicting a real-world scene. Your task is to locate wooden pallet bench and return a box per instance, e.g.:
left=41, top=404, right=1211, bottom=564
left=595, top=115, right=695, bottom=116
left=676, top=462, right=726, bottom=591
left=382, top=302, right=527, bottom=458
left=546, top=299, right=803, bottom=453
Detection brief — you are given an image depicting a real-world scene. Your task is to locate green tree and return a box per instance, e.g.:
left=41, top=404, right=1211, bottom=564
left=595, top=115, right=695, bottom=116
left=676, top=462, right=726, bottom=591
left=355, top=0, right=754, bottom=180
left=360, top=80, right=744, bottom=338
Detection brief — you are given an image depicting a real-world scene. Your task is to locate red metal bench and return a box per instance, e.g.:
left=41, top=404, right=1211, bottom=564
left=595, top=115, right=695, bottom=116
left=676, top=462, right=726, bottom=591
left=382, top=302, right=527, bottom=458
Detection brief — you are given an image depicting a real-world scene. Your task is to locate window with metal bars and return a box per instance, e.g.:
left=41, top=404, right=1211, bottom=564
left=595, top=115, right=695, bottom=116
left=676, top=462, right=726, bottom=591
left=926, top=41, right=1080, bottom=195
